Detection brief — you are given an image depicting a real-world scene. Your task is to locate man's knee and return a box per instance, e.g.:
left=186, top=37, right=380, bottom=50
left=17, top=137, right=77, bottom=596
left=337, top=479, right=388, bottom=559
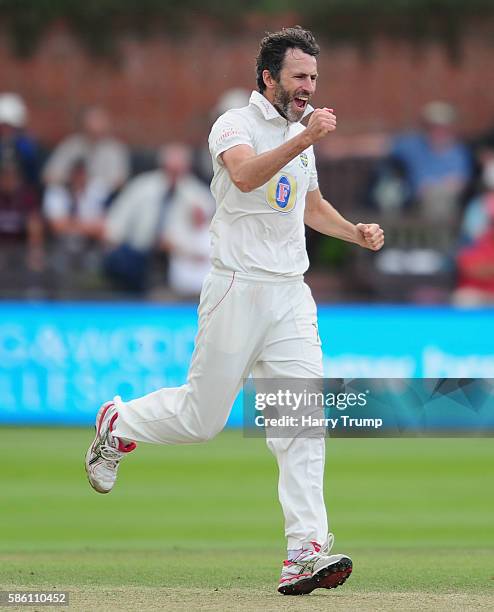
left=189, top=423, right=224, bottom=443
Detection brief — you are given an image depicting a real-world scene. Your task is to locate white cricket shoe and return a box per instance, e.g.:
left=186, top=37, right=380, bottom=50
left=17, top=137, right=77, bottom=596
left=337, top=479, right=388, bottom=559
left=85, top=401, right=136, bottom=494
left=278, top=534, right=352, bottom=595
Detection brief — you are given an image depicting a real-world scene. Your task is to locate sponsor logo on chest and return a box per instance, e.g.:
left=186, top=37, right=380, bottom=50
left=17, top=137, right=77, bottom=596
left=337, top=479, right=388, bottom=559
left=266, top=172, right=297, bottom=213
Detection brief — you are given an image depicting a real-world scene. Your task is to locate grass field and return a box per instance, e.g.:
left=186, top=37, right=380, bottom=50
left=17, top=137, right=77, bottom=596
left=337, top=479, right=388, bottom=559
left=1, top=428, right=493, bottom=610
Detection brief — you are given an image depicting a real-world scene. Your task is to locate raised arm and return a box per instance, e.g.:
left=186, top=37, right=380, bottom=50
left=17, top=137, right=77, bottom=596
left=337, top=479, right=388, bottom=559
left=221, top=108, right=337, bottom=193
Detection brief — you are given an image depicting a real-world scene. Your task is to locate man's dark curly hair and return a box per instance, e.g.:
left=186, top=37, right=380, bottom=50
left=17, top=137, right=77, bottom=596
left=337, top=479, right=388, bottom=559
left=256, top=26, right=320, bottom=93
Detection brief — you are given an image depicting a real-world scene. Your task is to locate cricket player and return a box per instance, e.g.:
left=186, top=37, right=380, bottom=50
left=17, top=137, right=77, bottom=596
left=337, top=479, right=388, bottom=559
left=85, top=26, right=384, bottom=596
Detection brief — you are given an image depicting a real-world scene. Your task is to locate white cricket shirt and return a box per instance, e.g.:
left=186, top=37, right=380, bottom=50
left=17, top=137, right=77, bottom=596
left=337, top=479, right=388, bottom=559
left=208, top=90, right=318, bottom=278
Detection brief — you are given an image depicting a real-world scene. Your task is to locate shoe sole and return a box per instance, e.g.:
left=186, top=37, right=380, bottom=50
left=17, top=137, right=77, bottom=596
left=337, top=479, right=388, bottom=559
left=84, top=401, right=114, bottom=494
left=278, top=556, right=352, bottom=596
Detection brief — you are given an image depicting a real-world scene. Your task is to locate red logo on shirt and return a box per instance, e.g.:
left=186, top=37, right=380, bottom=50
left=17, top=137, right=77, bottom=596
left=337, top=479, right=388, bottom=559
left=276, top=180, right=290, bottom=206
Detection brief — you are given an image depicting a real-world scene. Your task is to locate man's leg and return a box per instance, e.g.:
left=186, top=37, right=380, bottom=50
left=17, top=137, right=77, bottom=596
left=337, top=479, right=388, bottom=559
left=111, top=272, right=268, bottom=444
left=86, top=272, right=267, bottom=493
left=252, top=281, right=352, bottom=594
left=253, top=281, right=327, bottom=548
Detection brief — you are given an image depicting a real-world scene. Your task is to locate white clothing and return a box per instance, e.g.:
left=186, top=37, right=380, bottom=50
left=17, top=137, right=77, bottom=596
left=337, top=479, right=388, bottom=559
left=105, top=171, right=210, bottom=253
left=112, top=271, right=327, bottom=548
left=164, top=179, right=215, bottom=296
left=208, top=91, right=318, bottom=278
left=167, top=234, right=211, bottom=296
left=43, top=135, right=129, bottom=191
left=43, top=181, right=108, bottom=223
left=112, top=91, right=329, bottom=549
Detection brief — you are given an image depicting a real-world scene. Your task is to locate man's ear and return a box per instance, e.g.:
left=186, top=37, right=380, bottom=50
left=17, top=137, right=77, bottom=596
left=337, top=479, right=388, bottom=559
left=262, top=69, right=276, bottom=92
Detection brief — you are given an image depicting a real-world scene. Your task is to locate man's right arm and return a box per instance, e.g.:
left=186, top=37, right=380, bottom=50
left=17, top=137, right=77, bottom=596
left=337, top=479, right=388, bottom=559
left=221, top=108, right=337, bottom=193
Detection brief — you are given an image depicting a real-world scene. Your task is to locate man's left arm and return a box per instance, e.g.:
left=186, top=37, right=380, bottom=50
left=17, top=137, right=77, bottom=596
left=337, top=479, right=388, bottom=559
left=304, top=188, right=384, bottom=251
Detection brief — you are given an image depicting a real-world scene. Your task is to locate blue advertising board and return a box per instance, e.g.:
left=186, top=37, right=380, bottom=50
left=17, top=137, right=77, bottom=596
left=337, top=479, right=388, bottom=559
left=0, top=303, right=493, bottom=426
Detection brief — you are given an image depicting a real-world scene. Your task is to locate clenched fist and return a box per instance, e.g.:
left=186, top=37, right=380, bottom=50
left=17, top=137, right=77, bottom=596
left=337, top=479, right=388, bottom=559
left=305, top=108, right=337, bottom=144
left=355, top=223, right=385, bottom=251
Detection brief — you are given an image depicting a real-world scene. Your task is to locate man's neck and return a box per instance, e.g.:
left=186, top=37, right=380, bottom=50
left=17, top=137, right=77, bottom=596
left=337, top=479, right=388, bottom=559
left=273, top=104, right=288, bottom=121
left=262, top=91, right=287, bottom=120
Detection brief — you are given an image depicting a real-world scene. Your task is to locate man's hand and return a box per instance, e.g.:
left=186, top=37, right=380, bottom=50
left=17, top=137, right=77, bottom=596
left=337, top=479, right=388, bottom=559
left=355, top=223, right=384, bottom=251
left=305, top=108, right=337, bottom=144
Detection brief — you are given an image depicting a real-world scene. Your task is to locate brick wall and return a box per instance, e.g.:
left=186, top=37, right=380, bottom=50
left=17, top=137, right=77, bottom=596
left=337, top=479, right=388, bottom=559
left=1, top=21, right=493, bottom=147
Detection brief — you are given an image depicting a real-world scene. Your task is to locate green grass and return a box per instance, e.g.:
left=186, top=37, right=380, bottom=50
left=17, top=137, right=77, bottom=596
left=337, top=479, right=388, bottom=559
left=1, top=428, right=493, bottom=607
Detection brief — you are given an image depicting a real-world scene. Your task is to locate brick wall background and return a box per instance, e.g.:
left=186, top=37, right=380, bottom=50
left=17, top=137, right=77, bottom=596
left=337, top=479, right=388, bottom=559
left=1, top=21, right=493, bottom=147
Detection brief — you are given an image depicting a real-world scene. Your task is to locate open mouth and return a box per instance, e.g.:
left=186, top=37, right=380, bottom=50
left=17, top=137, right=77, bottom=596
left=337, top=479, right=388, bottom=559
left=293, top=97, right=308, bottom=110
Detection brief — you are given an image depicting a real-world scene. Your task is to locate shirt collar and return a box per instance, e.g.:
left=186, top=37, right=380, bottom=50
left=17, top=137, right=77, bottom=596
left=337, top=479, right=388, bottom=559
left=249, top=90, right=314, bottom=123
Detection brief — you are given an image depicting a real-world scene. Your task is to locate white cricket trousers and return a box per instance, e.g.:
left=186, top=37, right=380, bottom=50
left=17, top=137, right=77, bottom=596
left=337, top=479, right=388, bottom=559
left=112, top=268, right=328, bottom=549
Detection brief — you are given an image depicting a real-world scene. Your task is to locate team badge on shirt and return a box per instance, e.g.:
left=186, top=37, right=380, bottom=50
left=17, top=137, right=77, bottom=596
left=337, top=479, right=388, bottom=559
left=266, top=173, right=297, bottom=213
left=299, top=152, right=309, bottom=167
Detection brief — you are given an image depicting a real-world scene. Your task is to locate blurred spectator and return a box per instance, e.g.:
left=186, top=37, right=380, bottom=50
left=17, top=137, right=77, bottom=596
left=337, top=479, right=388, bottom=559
left=371, top=101, right=472, bottom=219
left=454, top=224, right=494, bottom=306
left=163, top=147, right=215, bottom=297
left=453, top=145, right=494, bottom=306
left=42, top=105, right=129, bottom=199
left=366, top=155, right=412, bottom=214
left=0, top=159, right=44, bottom=273
left=104, top=144, right=214, bottom=295
left=43, top=158, right=107, bottom=241
left=0, top=92, right=41, bottom=188
left=458, top=145, right=494, bottom=245
left=43, top=158, right=107, bottom=279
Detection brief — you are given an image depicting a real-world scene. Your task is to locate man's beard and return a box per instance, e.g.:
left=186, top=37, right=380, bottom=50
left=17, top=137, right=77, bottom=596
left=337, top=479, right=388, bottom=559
left=273, top=82, right=305, bottom=123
